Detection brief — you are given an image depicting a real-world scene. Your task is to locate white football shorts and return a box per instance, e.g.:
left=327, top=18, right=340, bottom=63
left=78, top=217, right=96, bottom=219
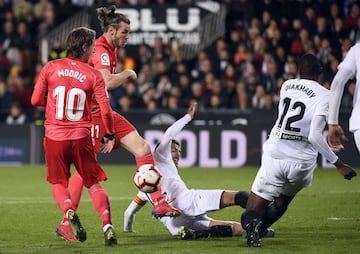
left=251, top=153, right=317, bottom=201
left=160, top=189, right=223, bottom=235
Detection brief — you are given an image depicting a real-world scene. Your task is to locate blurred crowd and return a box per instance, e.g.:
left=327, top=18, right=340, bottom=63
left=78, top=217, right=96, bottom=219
left=0, top=0, right=359, bottom=124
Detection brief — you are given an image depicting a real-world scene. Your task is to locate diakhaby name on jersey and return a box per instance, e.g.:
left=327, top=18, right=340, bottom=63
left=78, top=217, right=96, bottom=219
left=58, top=69, right=87, bottom=83
left=284, top=83, right=315, bottom=98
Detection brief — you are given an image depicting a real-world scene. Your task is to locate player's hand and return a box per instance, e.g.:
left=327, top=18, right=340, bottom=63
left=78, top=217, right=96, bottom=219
left=187, top=102, right=198, bottom=119
left=100, top=135, right=115, bottom=153
left=328, top=124, right=348, bottom=149
left=124, top=69, right=137, bottom=80
left=334, top=159, right=357, bottom=180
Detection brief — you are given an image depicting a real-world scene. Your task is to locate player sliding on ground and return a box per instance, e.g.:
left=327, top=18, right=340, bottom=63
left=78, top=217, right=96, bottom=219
left=124, top=102, right=275, bottom=239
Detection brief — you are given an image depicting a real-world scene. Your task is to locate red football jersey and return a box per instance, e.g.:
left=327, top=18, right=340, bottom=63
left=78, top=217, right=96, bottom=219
left=34, top=58, right=110, bottom=141
left=88, top=35, right=118, bottom=116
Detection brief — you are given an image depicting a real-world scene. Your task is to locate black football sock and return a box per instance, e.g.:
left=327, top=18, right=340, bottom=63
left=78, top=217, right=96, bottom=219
left=194, top=225, right=233, bottom=238
left=234, top=191, right=249, bottom=208
left=260, top=203, right=288, bottom=233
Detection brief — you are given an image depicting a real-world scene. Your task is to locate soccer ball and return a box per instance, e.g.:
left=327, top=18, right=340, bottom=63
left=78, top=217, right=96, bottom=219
left=133, top=164, right=163, bottom=193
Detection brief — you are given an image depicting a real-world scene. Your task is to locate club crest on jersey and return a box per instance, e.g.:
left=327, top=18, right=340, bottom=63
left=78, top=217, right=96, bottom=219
left=101, top=53, right=110, bottom=66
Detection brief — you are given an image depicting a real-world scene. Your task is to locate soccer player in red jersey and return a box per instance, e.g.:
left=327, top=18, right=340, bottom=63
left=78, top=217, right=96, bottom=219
left=59, top=5, right=180, bottom=233
left=31, top=27, right=117, bottom=246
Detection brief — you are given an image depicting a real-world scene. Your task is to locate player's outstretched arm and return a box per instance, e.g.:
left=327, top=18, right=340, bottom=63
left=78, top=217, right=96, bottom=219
left=99, top=68, right=137, bottom=90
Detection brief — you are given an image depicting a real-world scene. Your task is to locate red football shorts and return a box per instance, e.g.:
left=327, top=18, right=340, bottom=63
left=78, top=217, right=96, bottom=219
left=91, top=111, right=136, bottom=153
left=44, top=136, right=107, bottom=188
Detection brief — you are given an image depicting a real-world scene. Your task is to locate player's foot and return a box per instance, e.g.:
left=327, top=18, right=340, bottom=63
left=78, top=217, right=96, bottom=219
left=104, top=226, right=117, bottom=246
left=55, top=221, right=77, bottom=241
left=179, top=226, right=195, bottom=240
left=260, top=228, right=275, bottom=238
left=151, top=198, right=181, bottom=218
left=66, top=209, right=87, bottom=242
left=246, top=219, right=262, bottom=247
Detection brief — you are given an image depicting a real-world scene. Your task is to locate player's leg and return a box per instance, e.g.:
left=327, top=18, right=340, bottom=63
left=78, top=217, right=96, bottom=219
left=240, top=192, right=271, bottom=247
left=56, top=171, right=84, bottom=238
left=73, top=137, right=116, bottom=246
left=44, top=137, right=82, bottom=241
left=116, top=114, right=180, bottom=218
left=259, top=194, right=294, bottom=234
left=220, top=191, right=249, bottom=209
left=179, top=216, right=241, bottom=240
left=124, top=190, right=148, bottom=232
left=241, top=154, right=283, bottom=247
left=179, top=225, right=233, bottom=240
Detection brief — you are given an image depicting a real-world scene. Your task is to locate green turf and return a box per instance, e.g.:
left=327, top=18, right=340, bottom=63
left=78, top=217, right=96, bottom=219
left=0, top=165, right=359, bottom=254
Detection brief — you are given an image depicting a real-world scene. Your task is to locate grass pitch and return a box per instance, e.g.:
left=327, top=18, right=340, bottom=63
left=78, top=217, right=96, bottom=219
left=0, top=165, right=359, bottom=254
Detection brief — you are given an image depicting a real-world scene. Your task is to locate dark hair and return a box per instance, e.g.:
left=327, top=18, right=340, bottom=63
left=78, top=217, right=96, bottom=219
left=96, top=5, right=130, bottom=32
left=154, top=139, right=180, bottom=152
left=65, top=27, right=95, bottom=58
left=171, top=139, right=180, bottom=147
left=298, top=54, right=322, bottom=81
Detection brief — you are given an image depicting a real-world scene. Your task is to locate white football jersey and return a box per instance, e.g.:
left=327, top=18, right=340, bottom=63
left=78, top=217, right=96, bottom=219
left=264, top=78, right=329, bottom=162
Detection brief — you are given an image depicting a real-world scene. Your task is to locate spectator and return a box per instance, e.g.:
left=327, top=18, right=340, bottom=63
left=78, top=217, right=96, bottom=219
left=124, top=81, right=145, bottom=108
left=33, top=0, right=54, bottom=20
left=0, top=80, right=13, bottom=121
left=251, top=84, right=266, bottom=109
left=5, top=100, right=27, bottom=125
left=13, top=20, right=36, bottom=73
left=189, top=81, right=206, bottom=110
left=48, top=39, right=66, bottom=60
left=166, top=94, right=180, bottom=110
left=54, top=0, right=77, bottom=24
left=1, top=20, right=16, bottom=52
left=232, top=79, right=249, bottom=111
left=37, top=8, right=57, bottom=38
left=12, top=0, right=32, bottom=21
left=262, top=93, right=276, bottom=111
left=344, top=2, right=360, bottom=30
left=146, top=98, right=158, bottom=111
left=0, top=46, right=11, bottom=80
left=117, top=95, right=131, bottom=112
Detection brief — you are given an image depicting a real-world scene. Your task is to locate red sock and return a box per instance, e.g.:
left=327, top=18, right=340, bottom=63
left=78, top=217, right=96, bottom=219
left=135, top=152, right=154, bottom=168
left=135, top=152, right=162, bottom=204
left=88, top=183, right=112, bottom=226
left=69, top=171, right=84, bottom=211
left=52, top=184, right=72, bottom=213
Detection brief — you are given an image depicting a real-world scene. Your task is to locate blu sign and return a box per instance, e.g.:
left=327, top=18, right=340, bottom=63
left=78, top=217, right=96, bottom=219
left=117, top=5, right=206, bottom=46
left=0, top=139, right=29, bottom=164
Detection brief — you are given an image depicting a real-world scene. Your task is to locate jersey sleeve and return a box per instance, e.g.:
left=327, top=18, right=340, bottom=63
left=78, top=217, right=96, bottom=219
left=31, top=63, right=50, bottom=106
left=93, top=70, right=114, bottom=134
left=328, top=65, right=354, bottom=125
left=314, top=93, right=329, bottom=118
left=155, top=114, right=192, bottom=158
left=92, top=70, right=110, bottom=104
left=308, top=114, right=338, bottom=164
